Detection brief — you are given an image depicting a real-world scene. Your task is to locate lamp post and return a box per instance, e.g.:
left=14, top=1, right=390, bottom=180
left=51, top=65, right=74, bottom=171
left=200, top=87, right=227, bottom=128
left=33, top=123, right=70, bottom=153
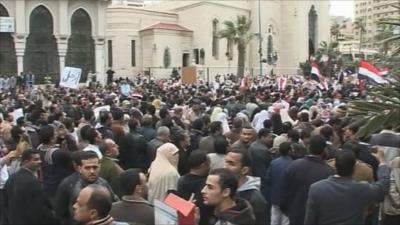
left=258, top=0, right=263, bottom=77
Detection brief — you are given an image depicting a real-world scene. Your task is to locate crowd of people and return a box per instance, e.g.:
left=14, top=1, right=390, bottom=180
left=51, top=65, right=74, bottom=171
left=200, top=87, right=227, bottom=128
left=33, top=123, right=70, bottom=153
left=0, top=72, right=399, bottom=225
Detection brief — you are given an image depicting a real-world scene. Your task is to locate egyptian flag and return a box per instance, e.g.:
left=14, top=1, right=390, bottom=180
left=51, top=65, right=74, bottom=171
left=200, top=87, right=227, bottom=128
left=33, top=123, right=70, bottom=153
left=358, top=60, right=386, bottom=84
left=379, top=67, right=389, bottom=76
left=311, top=62, right=328, bottom=90
left=277, top=76, right=287, bottom=91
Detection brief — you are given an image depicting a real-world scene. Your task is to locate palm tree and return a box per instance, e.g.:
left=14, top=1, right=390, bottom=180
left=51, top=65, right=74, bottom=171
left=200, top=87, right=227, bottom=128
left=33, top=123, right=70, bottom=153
left=330, top=23, right=341, bottom=41
left=378, top=18, right=400, bottom=56
left=349, top=72, right=400, bottom=137
left=219, top=15, right=253, bottom=78
left=315, top=41, right=340, bottom=77
left=354, top=18, right=366, bottom=53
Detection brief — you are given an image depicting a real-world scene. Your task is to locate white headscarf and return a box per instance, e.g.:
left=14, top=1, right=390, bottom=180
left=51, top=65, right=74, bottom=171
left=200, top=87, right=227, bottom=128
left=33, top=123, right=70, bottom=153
left=148, top=143, right=180, bottom=203
left=216, top=111, right=230, bottom=134
left=252, top=110, right=270, bottom=132
left=210, top=107, right=223, bottom=122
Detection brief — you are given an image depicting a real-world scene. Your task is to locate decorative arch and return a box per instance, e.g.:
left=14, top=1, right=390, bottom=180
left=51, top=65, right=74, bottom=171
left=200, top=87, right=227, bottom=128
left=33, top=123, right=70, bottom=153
left=69, top=7, right=95, bottom=36
left=212, top=19, right=219, bottom=60
left=65, top=8, right=95, bottom=82
left=0, top=3, right=17, bottom=75
left=24, top=5, right=59, bottom=83
left=308, top=5, right=318, bottom=57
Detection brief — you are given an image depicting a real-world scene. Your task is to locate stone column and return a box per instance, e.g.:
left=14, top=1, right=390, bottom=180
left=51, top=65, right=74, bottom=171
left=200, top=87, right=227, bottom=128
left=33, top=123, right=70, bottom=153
left=94, top=37, right=106, bottom=85
left=57, top=35, right=69, bottom=76
left=14, top=34, right=26, bottom=75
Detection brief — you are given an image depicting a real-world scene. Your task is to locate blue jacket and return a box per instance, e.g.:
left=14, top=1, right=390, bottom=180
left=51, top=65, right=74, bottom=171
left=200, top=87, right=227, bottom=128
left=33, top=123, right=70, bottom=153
left=266, top=156, right=293, bottom=205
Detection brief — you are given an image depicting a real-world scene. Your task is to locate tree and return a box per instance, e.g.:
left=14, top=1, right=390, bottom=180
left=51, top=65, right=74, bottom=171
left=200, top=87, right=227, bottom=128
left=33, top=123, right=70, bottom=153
left=219, top=15, right=253, bottom=78
left=354, top=17, right=366, bottom=52
left=330, top=22, right=341, bottom=41
left=163, top=47, right=171, bottom=68
left=377, top=18, right=400, bottom=56
left=349, top=72, right=400, bottom=137
left=315, top=41, right=341, bottom=77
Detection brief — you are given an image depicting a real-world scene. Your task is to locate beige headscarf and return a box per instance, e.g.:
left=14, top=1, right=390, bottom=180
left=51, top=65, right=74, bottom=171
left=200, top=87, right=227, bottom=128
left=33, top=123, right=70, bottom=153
left=148, top=143, right=180, bottom=203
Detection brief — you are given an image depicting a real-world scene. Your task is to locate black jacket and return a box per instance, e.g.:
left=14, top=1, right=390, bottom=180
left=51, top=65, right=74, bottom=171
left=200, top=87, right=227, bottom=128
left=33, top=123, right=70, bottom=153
left=215, top=198, right=255, bottom=225
left=118, top=131, right=149, bottom=171
left=280, top=156, right=334, bottom=225
left=4, top=168, right=57, bottom=225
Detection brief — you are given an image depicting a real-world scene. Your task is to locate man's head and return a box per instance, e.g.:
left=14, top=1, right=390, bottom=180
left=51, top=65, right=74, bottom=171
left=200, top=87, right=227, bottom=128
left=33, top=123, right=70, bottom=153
left=343, top=123, right=359, bottom=142
left=335, top=150, right=356, bottom=177
left=73, top=184, right=112, bottom=224
left=320, top=125, right=334, bottom=142
left=240, top=125, right=254, bottom=144
left=188, top=150, right=210, bottom=176
left=258, top=128, right=273, bottom=147
left=81, top=126, right=102, bottom=145
left=78, top=151, right=100, bottom=183
left=39, top=125, right=56, bottom=144
left=309, top=135, right=327, bottom=156
left=99, top=139, right=119, bottom=158
left=99, top=111, right=113, bottom=126
left=225, top=148, right=252, bottom=180
left=21, top=149, right=42, bottom=172
left=209, top=121, right=223, bottom=136
left=172, top=130, right=190, bottom=149
left=279, top=142, right=292, bottom=156
left=201, top=168, right=238, bottom=206
left=157, top=126, right=170, bottom=142
left=214, top=135, right=230, bottom=155
left=83, top=109, right=95, bottom=124
left=119, top=168, right=148, bottom=199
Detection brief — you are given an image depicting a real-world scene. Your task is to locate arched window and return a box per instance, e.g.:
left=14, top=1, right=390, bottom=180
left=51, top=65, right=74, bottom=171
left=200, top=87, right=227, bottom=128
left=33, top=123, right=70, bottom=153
left=308, top=5, right=318, bottom=56
left=0, top=4, right=17, bottom=75
left=200, top=48, right=205, bottom=65
left=66, top=9, right=95, bottom=82
left=24, top=5, right=59, bottom=83
left=212, top=19, right=219, bottom=60
left=267, top=35, right=273, bottom=63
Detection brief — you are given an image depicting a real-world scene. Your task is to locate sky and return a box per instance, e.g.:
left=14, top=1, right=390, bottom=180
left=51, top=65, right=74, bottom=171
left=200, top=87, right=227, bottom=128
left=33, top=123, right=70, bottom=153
left=330, top=0, right=354, bottom=19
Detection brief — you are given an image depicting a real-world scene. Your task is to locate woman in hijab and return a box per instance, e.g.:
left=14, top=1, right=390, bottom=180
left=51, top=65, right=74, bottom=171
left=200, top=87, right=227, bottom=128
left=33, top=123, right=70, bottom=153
left=148, top=143, right=180, bottom=203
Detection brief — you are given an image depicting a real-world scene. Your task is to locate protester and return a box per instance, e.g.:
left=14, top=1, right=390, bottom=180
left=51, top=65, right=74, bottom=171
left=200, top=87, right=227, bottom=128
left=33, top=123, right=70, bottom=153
left=305, top=150, right=390, bottom=225
left=3, top=149, right=57, bottom=225
left=201, top=168, right=255, bottom=225
left=147, top=143, right=180, bottom=203
left=73, top=184, right=128, bottom=225
left=99, top=139, right=124, bottom=197
left=110, top=169, right=154, bottom=225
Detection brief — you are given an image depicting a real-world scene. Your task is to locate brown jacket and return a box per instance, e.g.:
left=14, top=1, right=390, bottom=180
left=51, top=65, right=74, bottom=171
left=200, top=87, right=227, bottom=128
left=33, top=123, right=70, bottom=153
left=110, top=196, right=154, bottom=225
left=328, top=159, right=374, bottom=183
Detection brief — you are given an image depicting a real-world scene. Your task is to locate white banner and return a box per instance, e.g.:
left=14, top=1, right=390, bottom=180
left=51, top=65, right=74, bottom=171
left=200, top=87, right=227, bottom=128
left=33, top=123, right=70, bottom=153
left=60, top=67, right=82, bottom=89
left=0, top=17, right=15, bottom=33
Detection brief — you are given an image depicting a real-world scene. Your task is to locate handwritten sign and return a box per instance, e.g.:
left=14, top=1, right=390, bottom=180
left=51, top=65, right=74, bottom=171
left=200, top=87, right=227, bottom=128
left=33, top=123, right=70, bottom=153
left=12, top=108, right=24, bottom=125
left=93, top=105, right=110, bottom=120
left=60, top=67, right=82, bottom=89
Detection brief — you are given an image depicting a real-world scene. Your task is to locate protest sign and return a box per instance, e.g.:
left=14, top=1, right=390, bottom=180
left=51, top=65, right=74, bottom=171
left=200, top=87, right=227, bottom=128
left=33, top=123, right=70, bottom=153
left=12, top=108, right=24, bottom=125
left=60, top=67, right=82, bottom=89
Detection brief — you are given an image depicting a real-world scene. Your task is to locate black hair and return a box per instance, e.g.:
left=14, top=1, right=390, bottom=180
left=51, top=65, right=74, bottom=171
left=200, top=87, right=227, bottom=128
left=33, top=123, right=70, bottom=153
left=342, top=141, right=362, bottom=157
left=99, top=111, right=111, bottom=125
left=209, top=168, right=238, bottom=198
left=159, top=107, right=170, bottom=119
left=188, top=150, right=208, bottom=169
left=128, top=118, right=139, bottom=131
left=288, top=129, right=300, bottom=142
left=320, top=125, right=334, bottom=141
left=39, top=125, right=55, bottom=144
left=209, top=121, right=222, bottom=134
left=335, top=150, right=356, bottom=177
left=62, top=117, right=75, bottom=131
left=298, top=112, right=309, bottom=122
left=86, top=184, right=112, bottom=218
left=271, top=113, right=283, bottom=135
left=191, top=118, right=204, bottom=131
left=21, top=149, right=40, bottom=162
left=258, top=128, right=271, bottom=139
left=232, top=117, right=244, bottom=129
left=147, top=104, right=156, bottom=115
left=214, top=135, right=229, bottom=155
left=83, top=109, right=95, bottom=121
left=71, top=151, right=85, bottom=165
left=309, top=135, right=327, bottom=155
left=263, top=119, right=272, bottom=129
left=81, top=125, right=98, bottom=144
left=282, top=122, right=293, bottom=134
left=11, top=125, right=24, bottom=142
left=119, top=168, right=142, bottom=196
left=279, top=142, right=292, bottom=156
left=229, top=147, right=252, bottom=168
left=112, top=108, right=124, bottom=121
left=78, top=151, right=99, bottom=166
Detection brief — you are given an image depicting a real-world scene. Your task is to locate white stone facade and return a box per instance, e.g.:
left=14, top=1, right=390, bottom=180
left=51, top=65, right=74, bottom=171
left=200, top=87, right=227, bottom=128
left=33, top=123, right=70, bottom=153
left=107, top=0, right=330, bottom=80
